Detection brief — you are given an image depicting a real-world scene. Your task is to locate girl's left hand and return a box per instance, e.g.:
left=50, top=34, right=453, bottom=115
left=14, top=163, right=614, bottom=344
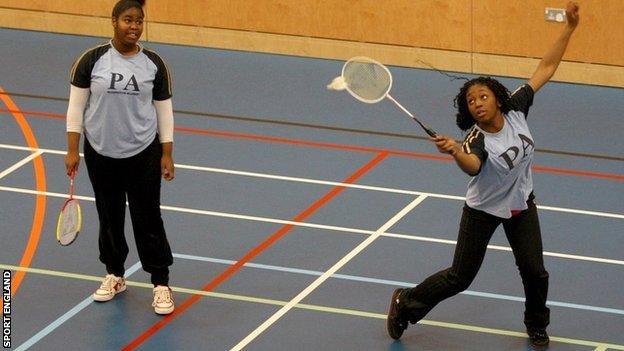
left=566, top=1, right=580, bottom=29
left=161, top=155, right=175, bottom=181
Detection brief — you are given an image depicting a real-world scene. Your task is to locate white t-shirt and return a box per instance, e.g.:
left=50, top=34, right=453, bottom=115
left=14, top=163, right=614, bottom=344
left=463, top=84, right=536, bottom=218
left=70, top=41, right=172, bottom=158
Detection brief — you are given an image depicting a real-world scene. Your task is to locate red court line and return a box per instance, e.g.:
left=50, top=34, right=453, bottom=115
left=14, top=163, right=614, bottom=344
left=176, top=127, right=624, bottom=181
left=0, top=88, right=47, bottom=297
left=0, top=108, right=447, bottom=160
left=532, top=165, right=624, bottom=182
left=0, top=108, right=64, bottom=120
left=121, top=151, right=389, bottom=350
left=1, top=108, right=623, bottom=182
left=175, top=126, right=451, bottom=161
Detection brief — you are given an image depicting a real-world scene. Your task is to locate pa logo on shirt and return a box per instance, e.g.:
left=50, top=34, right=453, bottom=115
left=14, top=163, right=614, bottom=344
left=108, top=72, right=140, bottom=95
left=498, top=134, right=534, bottom=170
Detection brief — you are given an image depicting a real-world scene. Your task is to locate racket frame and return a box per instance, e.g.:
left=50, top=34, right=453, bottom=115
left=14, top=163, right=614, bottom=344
left=338, top=56, right=438, bottom=137
left=341, top=56, right=393, bottom=104
left=56, top=172, right=82, bottom=246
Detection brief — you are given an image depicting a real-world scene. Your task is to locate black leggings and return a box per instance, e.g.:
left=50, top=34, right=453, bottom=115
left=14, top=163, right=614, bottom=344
left=402, top=196, right=550, bottom=330
left=84, top=137, right=173, bottom=286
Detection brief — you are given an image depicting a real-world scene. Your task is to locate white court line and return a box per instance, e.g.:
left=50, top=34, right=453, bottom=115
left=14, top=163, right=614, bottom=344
left=230, top=196, right=428, bottom=351
left=174, top=253, right=624, bottom=316
left=0, top=150, right=43, bottom=180
left=0, top=142, right=621, bottom=219
left=0, top=143, right=68, bottom=155
left=175, top=164, right=460, bottom=198
left=171, top=164, right=624, bottom=219
left=1, top=185, right=623, bottom=267
left=5, top=263, right=623, bottom=350
left=14, top=262, right=142, bottom=351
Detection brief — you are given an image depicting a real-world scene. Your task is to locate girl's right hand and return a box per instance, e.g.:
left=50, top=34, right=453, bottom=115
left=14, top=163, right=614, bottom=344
left=431, top=135, right=461, bottom=156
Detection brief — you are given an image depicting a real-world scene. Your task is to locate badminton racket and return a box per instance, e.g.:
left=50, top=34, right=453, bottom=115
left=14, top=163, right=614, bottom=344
left=56, top=170, right=82, bottom=246
left=327, top=56, right=437, bottom=137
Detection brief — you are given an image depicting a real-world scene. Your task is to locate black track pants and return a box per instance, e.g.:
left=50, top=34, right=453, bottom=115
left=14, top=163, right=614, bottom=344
left=84, top=137, right=173, bottom=286
left=401, top=196, right=550, bottom=330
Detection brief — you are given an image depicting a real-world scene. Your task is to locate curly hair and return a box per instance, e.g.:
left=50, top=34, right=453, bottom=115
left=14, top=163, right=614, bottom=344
left=453, top=77, right=511, bottom=131
left=112, top=0, right=145, bottom=18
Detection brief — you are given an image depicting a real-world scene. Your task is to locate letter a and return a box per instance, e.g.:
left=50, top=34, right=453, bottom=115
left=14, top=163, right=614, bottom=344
left=123, top=75, right=140, bottom=91
left=519, top=134, right=534, bottom=157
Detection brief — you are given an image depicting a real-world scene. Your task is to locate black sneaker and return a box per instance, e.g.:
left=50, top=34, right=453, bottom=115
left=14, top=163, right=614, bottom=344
left=527, top=329, right=549, bottom=349
left=387, top=288, right=409, bottom=340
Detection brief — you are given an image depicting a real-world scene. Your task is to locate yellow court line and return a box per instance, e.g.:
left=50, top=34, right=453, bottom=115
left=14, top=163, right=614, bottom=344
left=2, top=263, right=623, bottom=350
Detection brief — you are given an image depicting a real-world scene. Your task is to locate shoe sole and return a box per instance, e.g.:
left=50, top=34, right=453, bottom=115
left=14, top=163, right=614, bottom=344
left=92, top=285, right=127, bottom=302
left=529, top=343, right=549, bottom=350
left=529, top=340, right=549, bottom=349
left=154, top=306, right=174, bottom=315
left=387, top=288, right=405, bottom=340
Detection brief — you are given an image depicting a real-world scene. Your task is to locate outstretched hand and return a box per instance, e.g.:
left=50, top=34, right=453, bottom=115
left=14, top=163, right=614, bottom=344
left=431, top=135, right=460, bottom=156
left=430, top=135, right=482, bottom=176
left=566, top=1, right=579, bottom=28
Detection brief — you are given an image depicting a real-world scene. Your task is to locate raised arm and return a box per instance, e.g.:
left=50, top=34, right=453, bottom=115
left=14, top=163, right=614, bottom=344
left=527, top=1, right=579, bottom=93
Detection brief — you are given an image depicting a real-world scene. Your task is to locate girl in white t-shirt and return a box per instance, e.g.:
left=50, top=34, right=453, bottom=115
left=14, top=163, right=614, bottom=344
left=64, top=0, right=175, bottom=315
left=387, top=2, right=580, bottom=348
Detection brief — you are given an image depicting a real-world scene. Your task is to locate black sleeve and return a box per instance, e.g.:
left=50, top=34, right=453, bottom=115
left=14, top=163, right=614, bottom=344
left=144, top=49, right=173, bottom=101
left=69, top=44, right=110, bottom=88
left=508, top=84, right=534, bottom=118
left=462, top=128, right=488, bottom=163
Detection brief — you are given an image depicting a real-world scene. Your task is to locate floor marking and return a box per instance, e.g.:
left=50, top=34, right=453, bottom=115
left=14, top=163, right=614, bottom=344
left=2, top=111, right=623, bottom=180
left=172, top=253, right=624, bottom=316
left=1, top=185, right=623, bottom=267
left=4, top=262, right=623, bottom=350
left=0, top=151, right=43, bottom=180
left=121, top=152, right=389, bottom=350
left=0, top=87, right=47, bottom=297
left=13, top=262, right=142, bottom=351
left=0, top=143, right=621, bottom=219
left=2, top=102, right=624, bottom=163
left=230, top=196, right=427, bottom=350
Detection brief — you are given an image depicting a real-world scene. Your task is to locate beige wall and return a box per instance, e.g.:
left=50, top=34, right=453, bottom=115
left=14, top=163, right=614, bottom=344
left=473, top=0, right=623, bottom=66
left=145, top=0, right=474, bottom=52
left=1, top=0, right=622, bottom=87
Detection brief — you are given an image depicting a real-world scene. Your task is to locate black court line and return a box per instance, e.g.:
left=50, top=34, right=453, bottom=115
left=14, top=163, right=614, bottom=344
left=1, top=90, right=623, bottom=162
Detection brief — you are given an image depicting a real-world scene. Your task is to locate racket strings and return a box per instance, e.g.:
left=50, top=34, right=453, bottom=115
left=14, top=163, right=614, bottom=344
left=57, top=199, right=81, bottom=245
left=327, top=56, right=438, bottom=137
left=342, top=60, right=391, bottom=102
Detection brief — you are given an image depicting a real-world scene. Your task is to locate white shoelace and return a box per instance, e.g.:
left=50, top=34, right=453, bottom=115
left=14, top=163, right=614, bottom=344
left=100, top=275, right=116, bottom=291
left=154, top=287, right=172, bottom=304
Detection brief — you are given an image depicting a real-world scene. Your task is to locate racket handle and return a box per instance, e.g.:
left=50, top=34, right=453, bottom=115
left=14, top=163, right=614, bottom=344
left=414, top=118, right=437, bottom=137
left=386, top=95, right=437, bottom=137
left=423, top=125, right=437, bottom=137
left=69, top=170, right=76, bottom=199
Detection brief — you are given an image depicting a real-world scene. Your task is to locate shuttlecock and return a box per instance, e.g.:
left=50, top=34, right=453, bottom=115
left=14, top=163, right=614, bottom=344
left=326, top=76, right=347, bottom=91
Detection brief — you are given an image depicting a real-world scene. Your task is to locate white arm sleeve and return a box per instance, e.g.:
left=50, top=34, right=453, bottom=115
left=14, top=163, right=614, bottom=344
left=154, top=98, right=174, bottom=143
left=66, top=85, right=89, bottom=133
